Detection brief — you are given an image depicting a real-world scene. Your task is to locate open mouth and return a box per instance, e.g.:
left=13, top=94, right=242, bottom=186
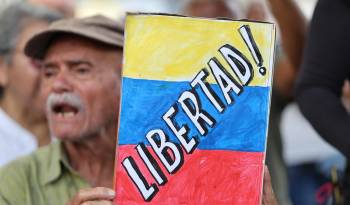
left=52, top=103, right=79, bottom=118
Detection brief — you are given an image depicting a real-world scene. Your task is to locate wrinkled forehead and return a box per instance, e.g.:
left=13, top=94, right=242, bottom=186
left=43, top=34, right=123, bottom=64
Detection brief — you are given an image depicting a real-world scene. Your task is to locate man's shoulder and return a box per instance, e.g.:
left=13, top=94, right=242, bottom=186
left=0, top=142, right=58, bottom=185
left=0, top=142, right=61, bottom=204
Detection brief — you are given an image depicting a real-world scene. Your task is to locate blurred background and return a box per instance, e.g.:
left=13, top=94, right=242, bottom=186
left=0, top=0, right=317, bottom=19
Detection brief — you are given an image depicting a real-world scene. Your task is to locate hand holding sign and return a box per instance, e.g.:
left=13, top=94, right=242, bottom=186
left=262, top=166, right=279, bottom=205
left=66, top=187, right=115, bottom=205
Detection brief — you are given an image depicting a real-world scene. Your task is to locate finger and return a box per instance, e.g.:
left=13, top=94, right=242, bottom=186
left=263, top=166, right=273, bottom=195
left=262, top=166, right=278, bottom=205
left=81, top=200, right=114, bottom=205
left=68, top=187, right=115, bottom=205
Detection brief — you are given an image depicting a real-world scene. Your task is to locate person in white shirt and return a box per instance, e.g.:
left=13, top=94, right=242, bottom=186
left=0, top=2, right=62, bottom=166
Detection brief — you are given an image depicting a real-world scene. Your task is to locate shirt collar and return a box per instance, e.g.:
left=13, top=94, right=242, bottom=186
left=42, top=141, right=74, bottom=185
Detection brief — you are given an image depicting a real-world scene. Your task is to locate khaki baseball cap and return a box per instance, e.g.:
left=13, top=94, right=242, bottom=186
left=24, top=14, right=124, bottom=59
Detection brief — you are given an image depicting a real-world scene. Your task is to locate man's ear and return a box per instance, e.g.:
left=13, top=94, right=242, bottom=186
left=0, top=57, right=9, bottom=87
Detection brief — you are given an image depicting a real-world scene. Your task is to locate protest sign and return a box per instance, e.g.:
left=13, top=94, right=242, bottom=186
left=114, top=13, right=276, bottom=205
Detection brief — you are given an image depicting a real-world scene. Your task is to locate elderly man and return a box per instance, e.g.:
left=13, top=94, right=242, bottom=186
left=0, top=15, right=122, bottom=205
left=0, top=14, right=278, bottom=205
left=0, top=2, right=62, bottom=166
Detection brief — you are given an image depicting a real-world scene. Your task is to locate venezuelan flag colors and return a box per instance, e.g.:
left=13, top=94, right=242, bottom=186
left=115, top=14, right=276, bottom=205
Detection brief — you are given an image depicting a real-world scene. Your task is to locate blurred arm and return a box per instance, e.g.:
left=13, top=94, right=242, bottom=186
left=295, top=0, right=350, bottom=158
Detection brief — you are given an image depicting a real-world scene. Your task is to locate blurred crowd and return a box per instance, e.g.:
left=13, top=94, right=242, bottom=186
left=0, top=0, right=349, bottom=205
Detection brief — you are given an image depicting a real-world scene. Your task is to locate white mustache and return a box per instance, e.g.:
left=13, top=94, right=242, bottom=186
left=46, top=92, right=83, bottom=113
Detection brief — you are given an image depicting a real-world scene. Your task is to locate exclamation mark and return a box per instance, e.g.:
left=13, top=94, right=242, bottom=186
left=239, top=25, right=266, bottom=76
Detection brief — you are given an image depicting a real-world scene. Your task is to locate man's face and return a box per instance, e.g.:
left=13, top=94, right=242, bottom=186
left=41, top=35, right=122, bottom=141
left=3, top=20, right=49, bottom=117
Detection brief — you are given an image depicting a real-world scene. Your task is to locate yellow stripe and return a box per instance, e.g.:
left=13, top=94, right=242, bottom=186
left=123, top=14, right=275, bottom=87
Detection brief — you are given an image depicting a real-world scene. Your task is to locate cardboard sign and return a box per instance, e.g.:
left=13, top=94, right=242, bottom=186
left=114, top=13, right=276, bottom=205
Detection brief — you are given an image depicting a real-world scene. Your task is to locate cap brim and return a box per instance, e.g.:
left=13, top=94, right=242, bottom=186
left=25, top=27, right=123, bottom=59
left=25, top=30, right=58, bottom=59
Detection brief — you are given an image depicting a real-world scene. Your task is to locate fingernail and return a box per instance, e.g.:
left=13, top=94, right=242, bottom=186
left=264, top=165, right=269, bottom=172
left=107, top=190, right=115, bottom=197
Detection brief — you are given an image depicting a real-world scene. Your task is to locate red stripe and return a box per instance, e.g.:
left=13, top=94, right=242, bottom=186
left=115, top=145, right=264, bottom=205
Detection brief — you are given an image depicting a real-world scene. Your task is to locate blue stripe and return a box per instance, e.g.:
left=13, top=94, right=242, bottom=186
left=118, top=77, right=270, bottom=152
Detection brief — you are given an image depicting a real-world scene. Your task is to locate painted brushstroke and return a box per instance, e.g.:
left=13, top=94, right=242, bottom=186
left=119, top=77, right=270, bottom=152
left=115, top=145, right=264, bottom=205
left=115, top=14, right=276, bottom=205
